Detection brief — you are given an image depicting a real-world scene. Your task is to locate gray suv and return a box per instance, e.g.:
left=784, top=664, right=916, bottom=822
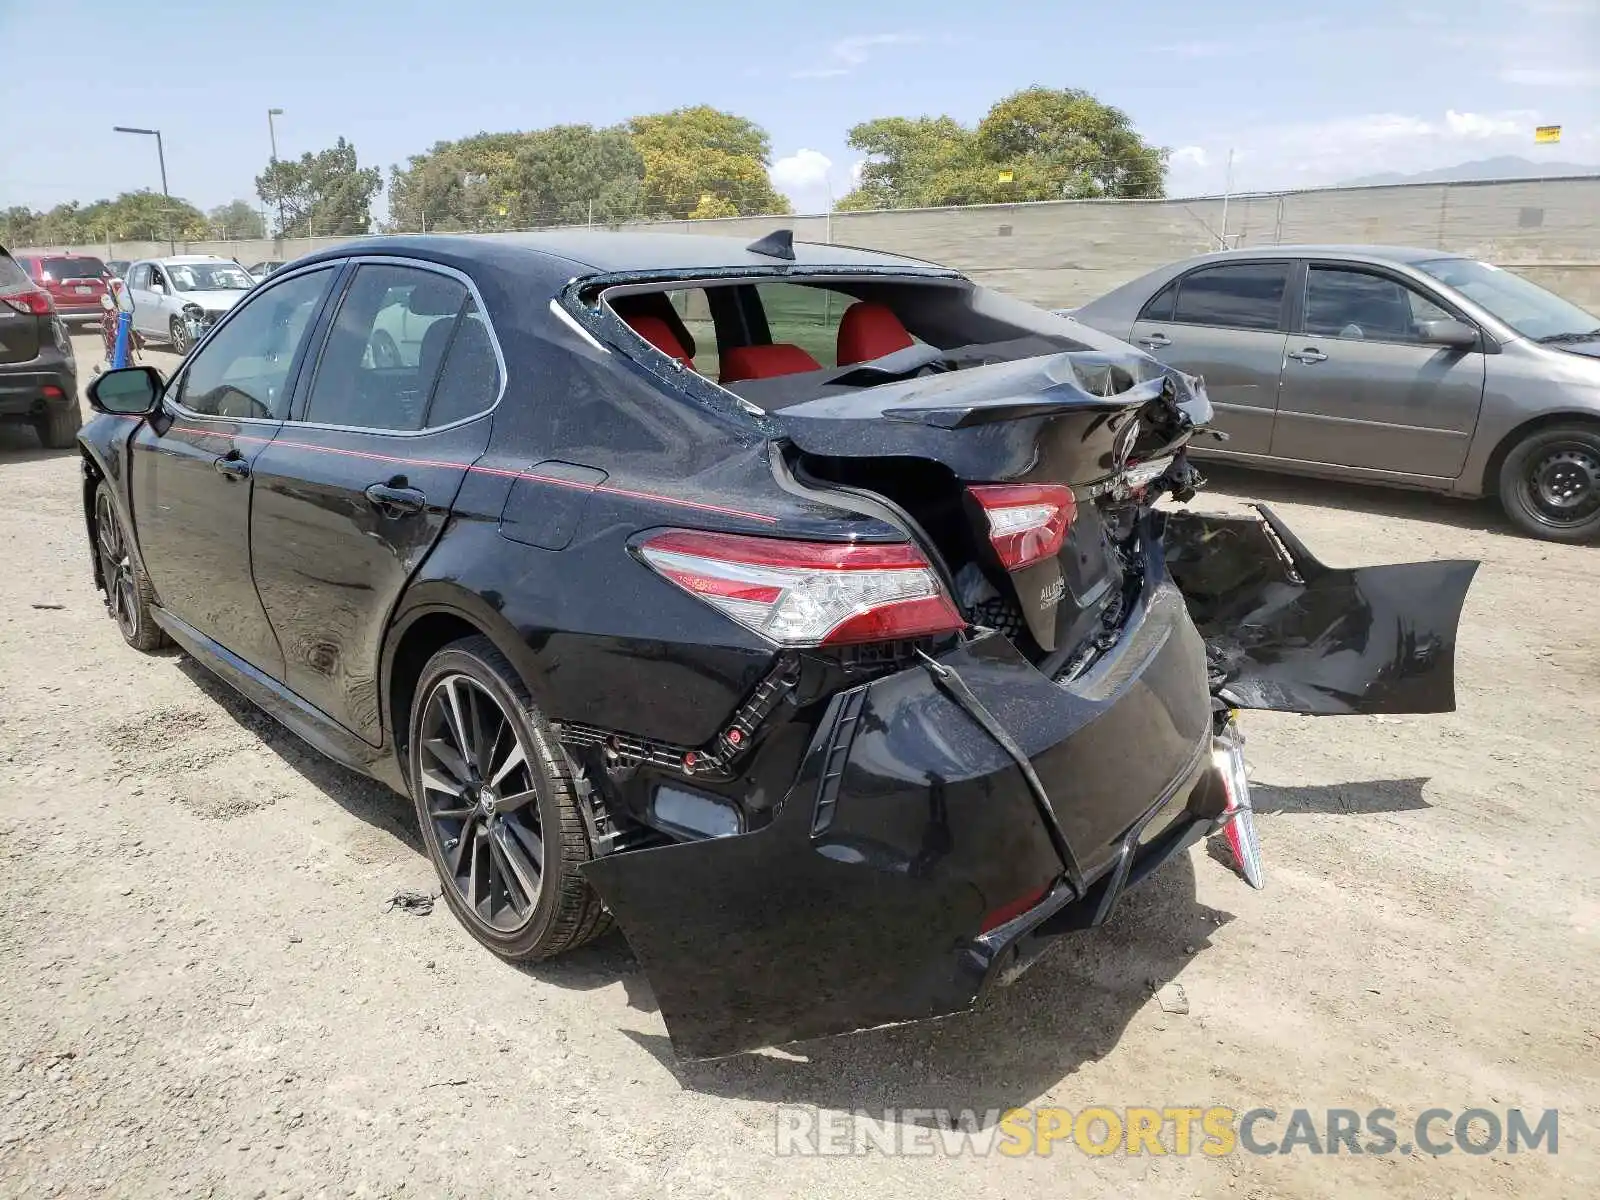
left=1073, top=246, right=1600, bottom=542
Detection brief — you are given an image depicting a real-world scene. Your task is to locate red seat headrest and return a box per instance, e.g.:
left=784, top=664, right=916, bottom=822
left=611, top=292, right=696, bottom=358
left=836, top=302, right=914, bottom=366
left=623, top=313, right=693, bottom=366
left=719, top=343, right=822, bottom=384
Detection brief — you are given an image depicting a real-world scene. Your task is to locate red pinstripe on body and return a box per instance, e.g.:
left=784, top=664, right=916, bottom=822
left=104, top=417, right=779, bottom=525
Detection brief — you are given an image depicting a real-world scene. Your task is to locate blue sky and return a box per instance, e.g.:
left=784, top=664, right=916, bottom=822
left=1, top=0, right=1595, bottom=220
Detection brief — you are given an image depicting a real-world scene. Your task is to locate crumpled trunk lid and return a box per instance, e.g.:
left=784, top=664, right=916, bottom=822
left=775, top=349, right=1193, bottom=657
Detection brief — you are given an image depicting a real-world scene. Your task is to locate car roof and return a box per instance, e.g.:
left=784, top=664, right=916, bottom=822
left=296, top=230, right=943, bottom=276
left=1178, top=244, right=1460, bottom=268
left=146, top=254, right=236, bottom=265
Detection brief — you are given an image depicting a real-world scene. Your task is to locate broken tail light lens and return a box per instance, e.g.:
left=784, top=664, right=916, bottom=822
left=638, top=529, right=964, bottom=647
left=967, top=484, right=1077, bottom=571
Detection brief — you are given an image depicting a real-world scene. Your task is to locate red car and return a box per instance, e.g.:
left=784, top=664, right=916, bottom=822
left=13, top=252, right=110, bottom=326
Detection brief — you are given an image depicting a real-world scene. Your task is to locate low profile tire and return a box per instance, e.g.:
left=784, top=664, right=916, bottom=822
left=169, top=315, right=193, bottom=354
left=35, top=400, right=82, bottom=449
left=408, top=636, right=610, bottom=961
left=93, top=481, right=169, bottom=652
left=1497, top=423, right=1600, bottom=543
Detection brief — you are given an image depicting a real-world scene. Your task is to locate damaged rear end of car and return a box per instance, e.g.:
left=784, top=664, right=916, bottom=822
left=554, top=258, right=1476, bottom=1060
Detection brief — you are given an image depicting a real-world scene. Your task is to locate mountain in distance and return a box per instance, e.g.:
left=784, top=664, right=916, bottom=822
left=1341, top=155, right=1599, bottom=187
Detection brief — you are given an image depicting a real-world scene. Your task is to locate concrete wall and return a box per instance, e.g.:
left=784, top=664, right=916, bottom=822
left=30, top=175, right=1600, bottom=309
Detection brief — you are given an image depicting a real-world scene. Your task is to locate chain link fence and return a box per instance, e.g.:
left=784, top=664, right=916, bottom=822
left=28, top=175, right=1600, bottom=309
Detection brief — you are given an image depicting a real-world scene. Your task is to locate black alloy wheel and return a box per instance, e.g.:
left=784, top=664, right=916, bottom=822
left=1499, top=424, right=1600, bottom=543
left=93, top=482, right=167, bottom=651
left=419, top=671, right=547, bottom=932
left=409, top=637, right=610, bottom=959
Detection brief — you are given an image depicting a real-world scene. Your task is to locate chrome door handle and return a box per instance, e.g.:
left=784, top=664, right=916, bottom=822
left=213, top=452, right=250, bottom=481
left=1138, top=331, right=1171, bottom=349
left=1288, top=348, right=1327, bottom=364
left=364, top=482, right=427, bottom=517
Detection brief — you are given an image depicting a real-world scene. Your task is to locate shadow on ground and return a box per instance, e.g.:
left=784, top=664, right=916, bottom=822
left=175, top=656, right=423, bottom=856
left=621, top=853, right=1235, bottom=1119
left=0, top=424, right=75, bottom=464
left=1198, top=462, right=1510, bottom=536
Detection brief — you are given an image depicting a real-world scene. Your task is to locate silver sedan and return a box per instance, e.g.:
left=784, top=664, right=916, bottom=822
left=1073, top=245, right=1600, bottom=542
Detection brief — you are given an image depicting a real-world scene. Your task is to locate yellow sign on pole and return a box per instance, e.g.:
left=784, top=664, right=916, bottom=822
left=1535, top=125, right=1562, bottom=144
left=997, top=170, right=1015, bottom=184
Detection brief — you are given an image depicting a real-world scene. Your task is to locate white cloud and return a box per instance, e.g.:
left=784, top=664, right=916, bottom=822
left=791, top=33, right=923, bottom=80
left=771, top=149, right=833, bottom=191
left=1165, top=108, right=1581, bottom=195
left=849, top=159, right=866, bottom=184
left=1444, top=109, right=1524, bottom=137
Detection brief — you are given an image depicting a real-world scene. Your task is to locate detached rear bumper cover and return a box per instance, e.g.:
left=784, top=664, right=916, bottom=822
left=584, top=506, right=1477, bottom=1059
left=1163, top=505, right=1479, bottom=715
left=584, top=557, right=1219, bottom=1060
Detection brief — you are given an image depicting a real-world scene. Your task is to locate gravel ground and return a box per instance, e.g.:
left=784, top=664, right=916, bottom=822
left=0, top=334, right=1596, bottom=1198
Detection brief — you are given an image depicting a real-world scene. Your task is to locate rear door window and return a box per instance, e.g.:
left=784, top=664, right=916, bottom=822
left=1139, top=280, right=1178, bottom=322
left=424, top=300, right=502, bottom=426
left=301, top=263, right=468, bottom=432
left=1172, top=263, right=1290, bottom=332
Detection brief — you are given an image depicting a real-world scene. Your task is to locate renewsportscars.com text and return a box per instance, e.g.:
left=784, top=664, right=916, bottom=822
left=773, top=1106, right=1560, bottom=1157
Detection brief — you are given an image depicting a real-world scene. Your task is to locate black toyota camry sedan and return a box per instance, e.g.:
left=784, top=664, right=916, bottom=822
left=79, top=231, right=1476, bottom=1058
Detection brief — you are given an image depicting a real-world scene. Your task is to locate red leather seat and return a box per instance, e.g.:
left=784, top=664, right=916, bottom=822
left=836, top=302, right=914, bottom=365
left=623, top=313, right=694, bottom=367
left=719, top=343, right=821, bottom=384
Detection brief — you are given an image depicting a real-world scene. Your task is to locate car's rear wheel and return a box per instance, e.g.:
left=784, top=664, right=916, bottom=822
left=1498, top=424, right=1600, bottom=543
left=34, top=400, right=82, bottom=449
left=169, top=315, right=193, bottom=354
left=408, top=636, right=610, bottom=961
left=369, top=330, right=400, bottom=368
left=93, top=482, right=169, bottom=651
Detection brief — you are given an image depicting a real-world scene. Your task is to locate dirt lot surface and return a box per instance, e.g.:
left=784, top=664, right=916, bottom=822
left=0, top=334, right=1596, bottom=1198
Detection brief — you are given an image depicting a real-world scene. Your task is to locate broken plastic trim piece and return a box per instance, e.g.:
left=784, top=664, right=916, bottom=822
left=914, top=647, right=1086, bottom=898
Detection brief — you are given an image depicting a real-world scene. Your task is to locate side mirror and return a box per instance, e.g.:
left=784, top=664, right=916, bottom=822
left=87, top=366, right=163, bottom=416
left=1417, top=318, right=1479, bottom=349
left=150, top=282, right=165, bottom=295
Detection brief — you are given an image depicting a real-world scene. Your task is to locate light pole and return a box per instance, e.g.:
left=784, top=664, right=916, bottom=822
left=113, top=125, right=174, bottom=254
left=267, top=107, right=285, bottom=237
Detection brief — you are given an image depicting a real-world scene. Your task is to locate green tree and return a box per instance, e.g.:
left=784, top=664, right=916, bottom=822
left=0, top=207, right=41, bottom=246
left=511, top=124, right=645, bottom=226
left=387, top=131, right=527, bottom=233
left=208, top=200, right=267, bottom=240
left=388, top=125, right=647, bottom=232
left=255, top=137, right=382, bottom=238
left=627, top=106, right=791, bottom=219
left=836, top=87, right=1166, bottom=210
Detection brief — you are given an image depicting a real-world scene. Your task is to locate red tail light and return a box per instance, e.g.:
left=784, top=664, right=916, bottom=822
left=638, top=529, right=964, bottom=647
left=967, top=484, right=1077, bottom=571
left=0, top=288, right=54, bottom=316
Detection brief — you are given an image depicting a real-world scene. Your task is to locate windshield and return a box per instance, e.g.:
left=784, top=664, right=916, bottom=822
left=169, top=263, right=254, bottom=292
left=1417, top=258, right=1600, bottom=342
